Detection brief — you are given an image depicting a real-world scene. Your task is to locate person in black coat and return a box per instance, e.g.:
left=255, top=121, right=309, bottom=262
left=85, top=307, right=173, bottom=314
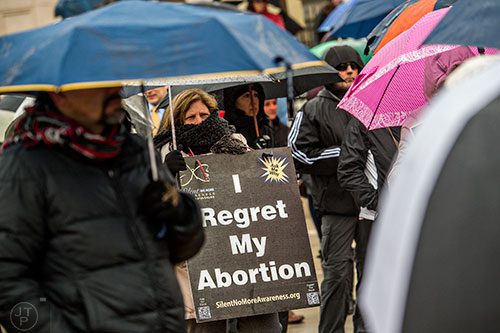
left=289, top=45, right=364, bottom=333
left=0, top=89, right=204, bottom=333
left=337, top=118, right=400, bottom=332
left=223, top=83, right=275, bottom=149
left=263, top=98, right=289, bottom=147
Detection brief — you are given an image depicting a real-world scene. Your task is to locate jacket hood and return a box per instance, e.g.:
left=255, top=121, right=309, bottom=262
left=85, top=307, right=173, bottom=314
left=223, top=83, right=266, bottom=120
left=324, top=45, right=364, bottom=71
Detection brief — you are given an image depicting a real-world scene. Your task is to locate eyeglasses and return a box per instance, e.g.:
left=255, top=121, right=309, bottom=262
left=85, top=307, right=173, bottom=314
left=335, top=62, right=360, bottom=71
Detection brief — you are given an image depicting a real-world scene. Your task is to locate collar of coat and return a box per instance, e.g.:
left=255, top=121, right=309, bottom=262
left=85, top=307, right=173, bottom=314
left=318, top=88, right=342, bottom=102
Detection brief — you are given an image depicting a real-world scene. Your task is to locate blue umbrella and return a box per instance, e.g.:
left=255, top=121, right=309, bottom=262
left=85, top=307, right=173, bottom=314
left=424, top=0, right=500, bottom=49
left=321, top=0, right=406, bottom=39
left=0, top=1, right=324, bottom=93
left=318, top=0, right=356, bottom=33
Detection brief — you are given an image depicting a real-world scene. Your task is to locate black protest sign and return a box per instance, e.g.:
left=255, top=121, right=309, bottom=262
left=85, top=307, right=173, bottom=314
left=180, top=147, right=320, bottom=322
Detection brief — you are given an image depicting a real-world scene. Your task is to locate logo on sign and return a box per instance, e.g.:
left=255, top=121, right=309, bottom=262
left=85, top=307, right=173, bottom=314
left=181, top=162, right=210, bottom=187
left=259, top=156, right=289, bottom=183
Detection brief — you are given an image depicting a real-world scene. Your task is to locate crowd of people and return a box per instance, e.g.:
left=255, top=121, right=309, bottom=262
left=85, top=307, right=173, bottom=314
left=1, top=0, right=493, bottom=333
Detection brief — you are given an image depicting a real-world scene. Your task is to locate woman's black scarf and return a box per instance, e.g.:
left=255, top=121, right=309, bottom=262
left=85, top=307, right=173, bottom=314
left=154, top=111, right=245, bottom=155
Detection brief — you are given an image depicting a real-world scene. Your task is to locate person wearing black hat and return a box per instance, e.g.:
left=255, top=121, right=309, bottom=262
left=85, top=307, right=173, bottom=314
left=223, top=83, right=275, bottom=150
left=288, top=45, right=363, bottom=333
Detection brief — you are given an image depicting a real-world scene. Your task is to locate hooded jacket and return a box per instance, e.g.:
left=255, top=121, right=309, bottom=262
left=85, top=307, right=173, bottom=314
left=324, top=45, right=364, bottom=72
left=288, top=45, right=364, bottom=216
left=223, top=84, right=275, bottom=149
left=0, top=133, right=204, bottom=333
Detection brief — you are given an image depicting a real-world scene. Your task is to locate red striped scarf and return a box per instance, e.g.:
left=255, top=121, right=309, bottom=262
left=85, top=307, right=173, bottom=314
left=1, top=106, right=125, bottom=159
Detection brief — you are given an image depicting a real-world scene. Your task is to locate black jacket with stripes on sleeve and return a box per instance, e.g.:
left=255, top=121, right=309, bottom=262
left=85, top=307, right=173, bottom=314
left=288, top=88, right=358, bottom=216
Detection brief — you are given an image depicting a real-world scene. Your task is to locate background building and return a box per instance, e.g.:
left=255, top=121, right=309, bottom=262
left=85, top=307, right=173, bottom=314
left=0, top=0, right=58, bottom=36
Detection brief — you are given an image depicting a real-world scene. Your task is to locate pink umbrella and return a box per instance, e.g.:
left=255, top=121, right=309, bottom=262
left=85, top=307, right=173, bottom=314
left=339, top=7, right=494, bottom=129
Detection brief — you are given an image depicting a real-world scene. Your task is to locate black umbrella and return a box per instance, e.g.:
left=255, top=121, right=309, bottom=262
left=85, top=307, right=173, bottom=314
left=123, top=65, right=339, bottom=99
left=424, top=0, right=500, bottom=49
left=360, top=58, right=500, bottom=332
left=122, top=64, right=340, bottom=135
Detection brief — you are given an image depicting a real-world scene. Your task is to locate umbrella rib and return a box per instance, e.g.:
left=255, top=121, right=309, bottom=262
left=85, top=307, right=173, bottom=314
left=367, top=64, right=400, bottom=130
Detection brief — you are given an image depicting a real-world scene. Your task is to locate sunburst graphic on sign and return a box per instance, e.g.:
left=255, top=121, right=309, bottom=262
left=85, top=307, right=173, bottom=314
left=259, top=155, right=289, bottom=183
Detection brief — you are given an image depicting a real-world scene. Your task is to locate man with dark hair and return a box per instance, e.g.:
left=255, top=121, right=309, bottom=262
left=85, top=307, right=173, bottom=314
left=0, top=87, right=204, bottom=333
left=288, top=45, right=363, bottom=333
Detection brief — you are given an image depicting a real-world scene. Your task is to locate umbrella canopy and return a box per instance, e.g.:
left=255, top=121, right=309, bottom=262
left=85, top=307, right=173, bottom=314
left=0, top=1, right=325, bottom=94
left=121, top=64, right=340, bottom=133
left=366, top=0, right=455, bottom=55
left=424, top=0, right=500, bottom=49
left=360, top=57, right=500, bottom=333
left=321, top=0, right=406, bottom=40
left=338, top=8, right=495, bottom=129
left=310, top=38, right=373, bottom=66
left=122, top=65, right=339, bottom=99
left=122, top=66, right=341, bottom=134
left=318, top=0, right=356, bottom=33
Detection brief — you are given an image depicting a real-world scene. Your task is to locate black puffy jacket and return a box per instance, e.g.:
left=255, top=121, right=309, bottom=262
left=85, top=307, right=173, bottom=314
left=289, top=88, right=358, bottom=216
left=0, top=134, right=203, bottom=333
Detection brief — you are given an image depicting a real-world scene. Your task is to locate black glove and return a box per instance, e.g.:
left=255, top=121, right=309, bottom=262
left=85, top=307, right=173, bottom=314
left=164, top=150, right=187, bottom=174
left=139, top=180, right=183, bottom=238
left=254, top=135, right=272, bottom=149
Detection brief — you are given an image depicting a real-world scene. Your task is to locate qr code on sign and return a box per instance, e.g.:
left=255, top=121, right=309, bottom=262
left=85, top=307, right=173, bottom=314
left=198, top=306, right=212, bottom=320
left=306, top=292, right=320, bottom=305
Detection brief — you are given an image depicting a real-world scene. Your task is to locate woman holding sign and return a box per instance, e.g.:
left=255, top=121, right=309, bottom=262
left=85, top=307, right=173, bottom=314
left=154, top=88, right=281, bottom=333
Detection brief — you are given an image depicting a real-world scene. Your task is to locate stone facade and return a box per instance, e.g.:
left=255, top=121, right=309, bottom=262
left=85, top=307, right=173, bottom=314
left=0, top=0, right=58, bottom=36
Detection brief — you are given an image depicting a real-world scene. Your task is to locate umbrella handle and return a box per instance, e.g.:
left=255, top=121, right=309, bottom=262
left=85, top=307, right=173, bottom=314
left=248, top=85, right=260, bottom=138
left=274, top=56, right=295, bottom=122
left=141, top=83, right=159, bottom=182
left=168, top=85, right=177, bottom=150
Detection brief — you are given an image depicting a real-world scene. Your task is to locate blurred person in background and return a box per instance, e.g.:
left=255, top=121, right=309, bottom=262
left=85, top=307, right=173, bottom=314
left=246, top=0, right=285, bottom=29
left=387, top=46, right=478, bottom=185
left=223, top=84, right=275, bottom=150
left=145, top=86, right=169, bottom=136
left=314, top=0, right=343, bottom=44
left=263, top=98, right=289, bottom=147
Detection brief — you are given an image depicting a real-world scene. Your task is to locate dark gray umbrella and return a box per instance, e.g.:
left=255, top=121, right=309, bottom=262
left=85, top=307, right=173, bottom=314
left=122, top=64, right=340, bottom=135
left=360, top=58, right=500, bottom=333
left=424, top=0, right=500, bottom=49
left=123, top=65, right=339, bottom=100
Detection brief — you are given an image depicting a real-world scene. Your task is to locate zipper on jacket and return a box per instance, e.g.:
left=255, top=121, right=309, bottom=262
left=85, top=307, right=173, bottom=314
left=105, top=167, right=168, bottom=330
left=106, top=167, right=147, bottom=255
